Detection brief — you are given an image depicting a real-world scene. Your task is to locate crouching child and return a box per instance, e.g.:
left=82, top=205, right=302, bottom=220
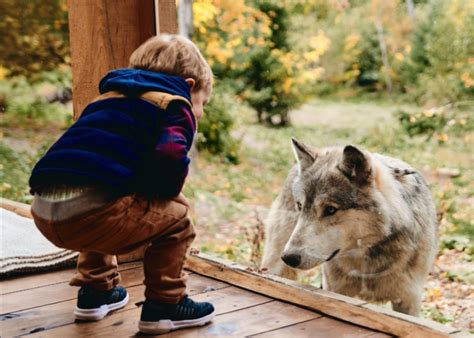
left=29, top=34, right=214, bottom=335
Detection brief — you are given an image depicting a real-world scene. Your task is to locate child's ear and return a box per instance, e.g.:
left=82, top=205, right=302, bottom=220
left=185, top=78, right=196, bottom=91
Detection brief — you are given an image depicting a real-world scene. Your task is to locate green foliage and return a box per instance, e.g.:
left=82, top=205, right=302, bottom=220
left=237, top=2, right=306, bottom=126
left=400, top=0, right=474, bottom=104
left=0, top=143, right=34, bottom=203
left=296, top=0, right=473, bottom=105
left=196, top=86, right=240, bottom=164
left=0, top=0, right=69, bottom=79
left=421, top=306, right=454, bottom=324
left=0, top=71, right=72, bottom=127
left=356, top=28, right=382, bottom=88
left=256, top=1, right=289, bottom=51
left=239, top=48, right=295, bottom=126
left=397, top=105, right=474, bottom=141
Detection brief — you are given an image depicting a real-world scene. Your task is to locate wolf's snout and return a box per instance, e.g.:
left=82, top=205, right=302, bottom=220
left=281, top=253, right=301, bottom=267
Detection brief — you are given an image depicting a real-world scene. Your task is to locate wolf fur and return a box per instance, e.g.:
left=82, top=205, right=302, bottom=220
left=261, top=138, right=438, bottom=316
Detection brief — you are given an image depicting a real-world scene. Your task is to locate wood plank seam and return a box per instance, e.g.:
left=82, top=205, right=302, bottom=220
left=247, top=316, right=324, bottom=337
left=209, top=299, right=274, bottom=316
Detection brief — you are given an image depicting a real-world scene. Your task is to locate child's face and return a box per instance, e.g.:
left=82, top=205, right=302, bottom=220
left=190, top=87, right=211, bottom=120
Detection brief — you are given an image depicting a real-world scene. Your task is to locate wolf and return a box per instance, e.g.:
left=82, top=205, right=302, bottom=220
left=261, top=138, right=438, bottom=316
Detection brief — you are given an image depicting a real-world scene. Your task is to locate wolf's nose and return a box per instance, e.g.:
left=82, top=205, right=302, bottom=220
left=281, top=253, right=301, bottom=267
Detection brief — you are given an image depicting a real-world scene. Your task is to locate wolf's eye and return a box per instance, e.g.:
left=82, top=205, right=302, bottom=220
left=323, top=206, right=338, bottom=217
left=296, top=201, right=302, bottom=211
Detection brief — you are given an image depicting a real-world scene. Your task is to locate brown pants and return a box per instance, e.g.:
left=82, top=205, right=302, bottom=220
left=31, top=192, right=195, bottom=304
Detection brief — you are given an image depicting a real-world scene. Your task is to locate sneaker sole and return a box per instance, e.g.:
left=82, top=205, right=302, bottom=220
left=138, top=309, right=216, bottom=335
left=74, top=293, right=129, bottom=321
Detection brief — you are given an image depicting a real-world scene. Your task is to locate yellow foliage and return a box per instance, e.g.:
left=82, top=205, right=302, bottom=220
left=394, top=52, right=404, bottom=61
left=309, top=30, right=331, bottom=56
left=426, top=287, right=443, bottom=301
left=282, top=78, right=293, bottom=94
left=437, top=133, right=449, bottom=143
left=193, top=0, right=271, bottom=67
left=461, top=72, right=473, bottom=88
left=193, top=0, right=329, bottom=96
left=343, top=33, right=360, bottom=52
left=193, top=0, right=218, bottom=27
left=0, top=66, right=8, bottom=80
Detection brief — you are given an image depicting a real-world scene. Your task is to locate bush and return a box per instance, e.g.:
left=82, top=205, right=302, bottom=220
left=237, top=1, right=312, bottom=126
left=397, top=104, right=474, bottom=142
left=239, top=47, right=302, bottom=126
left=0, top=143, right=34, bottom=203
left=0, top=71, right=72, bottom=127
left=196, top=86, right=240, bottom=164
left=0, top=0, right=69, bottom=79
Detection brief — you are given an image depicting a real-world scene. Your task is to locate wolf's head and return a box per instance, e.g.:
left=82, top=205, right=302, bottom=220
left=281, top=138, right=391, bottom=270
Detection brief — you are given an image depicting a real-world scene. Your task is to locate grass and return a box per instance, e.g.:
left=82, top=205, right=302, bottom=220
left=0, top=97, right=472, bottom=329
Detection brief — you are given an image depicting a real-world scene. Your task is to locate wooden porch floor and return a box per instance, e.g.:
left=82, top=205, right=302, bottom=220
left=1, top=262, right=391, bottom=337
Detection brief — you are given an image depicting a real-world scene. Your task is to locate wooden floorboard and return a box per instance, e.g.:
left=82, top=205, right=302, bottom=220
left=251, top=315, right=393, bottom=338
left=26, top=285, right=273, bottom=337
left=0, top=269, right=229, bottom=337
left=1, top=265, right=145, bottom=314
left=164, top=300, right=320, bottom=337
left=1, top=261, right=142, bottom=295
left=1, top=265, right=396, bottom=338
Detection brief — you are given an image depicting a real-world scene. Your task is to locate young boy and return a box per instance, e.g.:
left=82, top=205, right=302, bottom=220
left=29, top=34, right=214, bottom=335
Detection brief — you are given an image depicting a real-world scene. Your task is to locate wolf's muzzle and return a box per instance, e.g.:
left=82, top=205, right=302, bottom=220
left=281, top=253, right=301, bottom=268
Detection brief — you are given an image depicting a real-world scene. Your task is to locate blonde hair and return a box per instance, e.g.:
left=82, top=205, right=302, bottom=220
left=129, top=34, right=213, bottom=92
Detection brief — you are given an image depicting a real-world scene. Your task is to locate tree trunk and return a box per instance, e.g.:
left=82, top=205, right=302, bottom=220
left=178, top=0, right=194, bottom=40
left=405, top=0, right=415, bottom=21
left=374, top=17, right=393, bottom=93
left=257, top=109, right=264, bottom=124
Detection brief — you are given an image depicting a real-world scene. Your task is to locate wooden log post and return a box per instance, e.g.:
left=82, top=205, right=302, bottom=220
left=67, top=0, right=178, bottom=120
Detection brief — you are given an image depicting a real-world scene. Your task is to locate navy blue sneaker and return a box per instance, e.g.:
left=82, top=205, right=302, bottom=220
left=138, top=296, right=215, bottom=334
left=74, top=286, right=129, bottom=321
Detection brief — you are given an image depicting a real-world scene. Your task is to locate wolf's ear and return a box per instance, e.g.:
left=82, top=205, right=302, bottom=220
left=292, top=138, right=316, bottom=173
left=339, top=145, right=372, bottom=185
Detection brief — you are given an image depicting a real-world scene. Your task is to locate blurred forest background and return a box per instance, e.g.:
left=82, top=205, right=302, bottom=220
left=0, top=0, right=472, bottom=330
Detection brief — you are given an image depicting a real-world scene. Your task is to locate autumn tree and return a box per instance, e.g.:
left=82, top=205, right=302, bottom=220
left=0, top=0, right=69, bottom=79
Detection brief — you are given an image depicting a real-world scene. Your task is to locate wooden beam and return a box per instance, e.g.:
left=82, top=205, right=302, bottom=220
left=155, top=0, right=178, bottom=34
left=0, top=197, right=32, bottom=218
left=185, top=253, right=460, bottom=338
left=67, top=0, right=156, bottom=119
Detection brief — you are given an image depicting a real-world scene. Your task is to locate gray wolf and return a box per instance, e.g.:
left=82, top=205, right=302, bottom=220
left=261, top=138, right=438, bottom=316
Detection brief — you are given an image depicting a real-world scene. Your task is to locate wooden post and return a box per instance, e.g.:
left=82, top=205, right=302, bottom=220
left=156, top=0, right=179, bottom=35
left=68, top=0, right=178, bottom=120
